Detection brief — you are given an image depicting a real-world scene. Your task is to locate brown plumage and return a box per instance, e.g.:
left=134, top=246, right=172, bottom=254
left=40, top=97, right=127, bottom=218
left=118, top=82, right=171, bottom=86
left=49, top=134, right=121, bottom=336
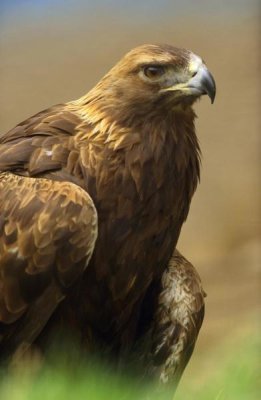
left=0, top=44, right=215, bottom=387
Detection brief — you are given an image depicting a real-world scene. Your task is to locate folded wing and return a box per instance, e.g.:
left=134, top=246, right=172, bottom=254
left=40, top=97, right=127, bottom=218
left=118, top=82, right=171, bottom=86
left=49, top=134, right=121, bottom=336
left=137, top=249, right=205, bottom=388
left=0, top=172, right=97, bottom=358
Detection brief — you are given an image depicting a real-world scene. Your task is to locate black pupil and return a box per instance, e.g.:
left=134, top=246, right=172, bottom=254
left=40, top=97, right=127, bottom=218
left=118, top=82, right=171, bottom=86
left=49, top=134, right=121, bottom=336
left=144, top=66, right=164, bottom=78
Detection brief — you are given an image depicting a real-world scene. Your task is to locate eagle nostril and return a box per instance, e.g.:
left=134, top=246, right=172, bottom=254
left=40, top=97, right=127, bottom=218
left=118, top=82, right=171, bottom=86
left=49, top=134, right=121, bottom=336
left=191, top=71, right=197, bottom=78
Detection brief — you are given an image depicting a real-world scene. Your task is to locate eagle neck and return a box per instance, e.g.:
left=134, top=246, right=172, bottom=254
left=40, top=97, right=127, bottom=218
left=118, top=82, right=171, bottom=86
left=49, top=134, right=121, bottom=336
left=72, top=95, right=201, bottom=203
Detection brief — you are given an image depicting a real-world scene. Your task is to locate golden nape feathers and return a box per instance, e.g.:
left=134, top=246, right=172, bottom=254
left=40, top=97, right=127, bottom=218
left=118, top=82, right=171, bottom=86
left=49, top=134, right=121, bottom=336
left=0, top=44, right=215, bottom=389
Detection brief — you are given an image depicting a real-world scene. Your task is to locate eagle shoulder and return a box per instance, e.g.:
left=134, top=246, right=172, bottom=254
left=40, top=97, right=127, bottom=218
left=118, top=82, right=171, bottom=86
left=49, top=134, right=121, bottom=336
left=0, top=104, right=83, bottom=180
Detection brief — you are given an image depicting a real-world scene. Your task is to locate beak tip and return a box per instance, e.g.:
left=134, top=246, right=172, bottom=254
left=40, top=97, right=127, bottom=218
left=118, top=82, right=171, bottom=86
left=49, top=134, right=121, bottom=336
left=205, top=70, right=216, bottom=104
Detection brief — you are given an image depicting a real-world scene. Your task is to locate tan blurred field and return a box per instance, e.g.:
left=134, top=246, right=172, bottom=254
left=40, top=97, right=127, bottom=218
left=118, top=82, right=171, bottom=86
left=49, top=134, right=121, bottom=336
left=0, top=1, right=260, bottom=391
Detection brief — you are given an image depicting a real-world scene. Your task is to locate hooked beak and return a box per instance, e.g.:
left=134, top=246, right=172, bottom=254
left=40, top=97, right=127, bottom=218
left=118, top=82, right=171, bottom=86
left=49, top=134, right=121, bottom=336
left=161, top=64, right=216, bottom=104
left=187, top=65, right=216, bottom=103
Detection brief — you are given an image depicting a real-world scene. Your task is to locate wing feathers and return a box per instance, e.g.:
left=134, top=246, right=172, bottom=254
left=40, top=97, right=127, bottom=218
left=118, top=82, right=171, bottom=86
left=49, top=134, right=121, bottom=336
left=0, top=172, right=98, bottom=329
left=0, top=280, right=65, bottom=360
left=0, top=105, right=82, bottom=178
left=139, top=249, right=205, bottom=386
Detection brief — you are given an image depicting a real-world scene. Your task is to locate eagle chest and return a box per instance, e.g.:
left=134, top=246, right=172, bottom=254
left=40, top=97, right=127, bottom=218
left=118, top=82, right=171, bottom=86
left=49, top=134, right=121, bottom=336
left=81, top=134, right=196, bottom=305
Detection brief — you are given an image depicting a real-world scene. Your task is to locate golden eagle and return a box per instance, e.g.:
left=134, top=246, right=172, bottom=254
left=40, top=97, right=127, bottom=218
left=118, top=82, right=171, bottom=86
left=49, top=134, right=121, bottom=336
left=0, top=44, right=215, bottom=386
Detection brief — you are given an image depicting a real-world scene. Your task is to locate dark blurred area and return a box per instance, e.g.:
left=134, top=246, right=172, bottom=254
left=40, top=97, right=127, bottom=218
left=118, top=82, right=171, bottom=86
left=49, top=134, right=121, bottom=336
left=0, top=0, right=260, bottom=388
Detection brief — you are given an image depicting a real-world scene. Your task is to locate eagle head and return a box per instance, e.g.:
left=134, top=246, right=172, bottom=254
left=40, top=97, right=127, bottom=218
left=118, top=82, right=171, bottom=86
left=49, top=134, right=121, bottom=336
left=95, top=44, right=216, bottom=114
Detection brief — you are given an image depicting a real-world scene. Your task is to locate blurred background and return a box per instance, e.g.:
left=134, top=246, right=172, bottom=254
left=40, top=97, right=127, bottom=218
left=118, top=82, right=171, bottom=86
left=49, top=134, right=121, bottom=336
left=0, top=0, right=260, bottom=397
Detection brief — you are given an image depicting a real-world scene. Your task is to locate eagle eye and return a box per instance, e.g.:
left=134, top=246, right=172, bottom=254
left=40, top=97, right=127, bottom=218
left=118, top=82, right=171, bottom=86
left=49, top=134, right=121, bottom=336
left=143, top=65, right=165, bottom=80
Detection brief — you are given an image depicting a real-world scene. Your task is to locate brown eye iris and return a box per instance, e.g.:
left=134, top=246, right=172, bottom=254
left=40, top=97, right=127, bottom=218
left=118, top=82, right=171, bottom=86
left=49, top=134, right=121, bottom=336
left=143, top=65, right=165, bottom=80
